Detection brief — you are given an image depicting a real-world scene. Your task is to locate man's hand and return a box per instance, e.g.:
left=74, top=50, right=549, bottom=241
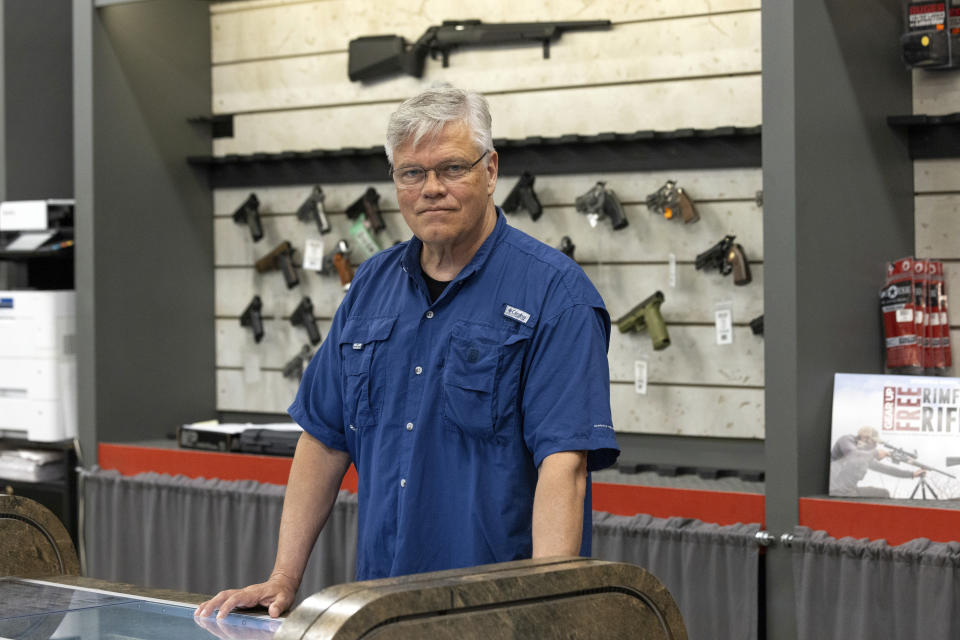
left=194, top=572, right=298, bottom=619
left=531, top=450, right=588, bottom=558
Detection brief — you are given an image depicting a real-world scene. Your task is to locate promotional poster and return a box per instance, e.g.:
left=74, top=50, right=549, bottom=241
left=830, top=373, right=960, bottom=500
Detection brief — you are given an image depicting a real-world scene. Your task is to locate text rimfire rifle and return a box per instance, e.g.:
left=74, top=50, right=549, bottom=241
left=233, top=193, right=263, bottom=242
left=645, top=180, right=699, bottom=224
left=321, top=239, right=354, bottom=291
left=297, top=186, right=330, bottom=235
left=346, top=187, right=386, bottom=233
left=879, top=440, right=957, bottom=479
left=615, top=291, right=670, bottom=351
left=256, top=241, right=299, bottom=289
left=290, top=297, right=322, bottom=345
left=695, top=235, right=752, bottom=286
left=501, top=171, right=542, bottom=221
left=283, top=345, right=313, bottom=381
left=240, top=295, right=264, bottom=343
left=575, top=181, right=628, bottom=230
left=348, top=19, right=612, bottom=82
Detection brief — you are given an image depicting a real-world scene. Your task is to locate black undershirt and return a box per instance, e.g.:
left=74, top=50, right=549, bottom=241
left=422, top=271, right=451, bottom=303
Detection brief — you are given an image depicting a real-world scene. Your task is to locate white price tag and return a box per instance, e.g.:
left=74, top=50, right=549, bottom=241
left=243, top=353, right=261, bottom=384
left=587, top=212, right=600, bottom=228
left=302, top=239, right=325, bottom=271
left=668, top=253, right=677, bottom=288
left=715, top=303, right=733, bottom=345
left=634, top=360, right=648, bottom=395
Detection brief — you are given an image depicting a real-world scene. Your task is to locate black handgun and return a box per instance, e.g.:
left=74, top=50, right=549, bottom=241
left=645, top=180, right=699, bottom=224
left=348, top=19, right=612, bottom=82
left=296, top=186, right=330, bottom=234
left=501, top=171, right=542, bottom=221
left=695, top=235, right=751, bottom=286
left=240, top=295, right=264, bottom=343
left=558, top=236, right=575, bottom=260
left=255, top=241, right=299, bottom=289
left=282, top=345, right=313, bottom=381
left=233, top=193, right=263, bottom=242
left=346, top=187, right=385, bottom=233
left=290, top=297, right=322, bottom=345
left=749, top=314, right=764, bottom=336
left=575, top=181, right=628, bottom=230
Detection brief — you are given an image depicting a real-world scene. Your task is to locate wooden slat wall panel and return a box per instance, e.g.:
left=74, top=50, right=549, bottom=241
left=212, top=14, right=761, bottom=114
left=914, top=71, right=960, bottom=356
left=209, top=0, right=766, bottom=439
left=218, top=319, right=764, bottom=385
left=216, top=262, right=763, bottom=323
left=212, top=169, right=761, bottom=215
left=218, top=319, right=333, bottom=368
left=217, top=369, right=765, bottom=438
left=210, top=0, right=762, bottom=63
left=214, top=77, right=763, bottom=155
left=913, top=69, right=960, bottom=115
left=915, top=159, right=960, bottom=193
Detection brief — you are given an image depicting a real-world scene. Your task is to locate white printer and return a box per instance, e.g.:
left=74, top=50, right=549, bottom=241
left=0, top=290, right=77, bottom=441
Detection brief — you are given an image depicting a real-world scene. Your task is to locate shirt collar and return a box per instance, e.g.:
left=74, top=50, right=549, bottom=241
left=400, top=207, right=507, bottom=286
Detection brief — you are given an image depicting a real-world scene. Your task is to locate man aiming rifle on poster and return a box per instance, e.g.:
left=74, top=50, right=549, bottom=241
left=830, top=427, right=925, bottom=498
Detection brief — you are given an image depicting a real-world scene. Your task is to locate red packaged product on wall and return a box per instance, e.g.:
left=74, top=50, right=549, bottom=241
left=880, top=257, right=923, bottom=373
left=925, top=260, right=946, bottom=372
left=936, top=260, right=952, bottom=370
left=913, top=258, right=929, bottom=371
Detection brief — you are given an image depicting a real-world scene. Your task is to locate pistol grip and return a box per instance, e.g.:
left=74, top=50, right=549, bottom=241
left=306, top=320, right=322, bottom=345
left=333, top=253, right=354, bottom=290
left=645, top=307, right=671, bottom=350
left=730, top=245, right=752, bottom=286
left=679, top=195, right=699, bottom=224
left=280, top=253, right=300, bottom=288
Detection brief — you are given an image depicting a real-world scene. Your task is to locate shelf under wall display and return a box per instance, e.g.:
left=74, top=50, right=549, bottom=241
left=188, top=125, right=762, bottom=189
left=887, top=113, right=960, bottom=159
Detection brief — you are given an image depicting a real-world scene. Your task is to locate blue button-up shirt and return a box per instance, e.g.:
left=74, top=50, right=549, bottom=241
left=289, top=210, right=619, bottom=580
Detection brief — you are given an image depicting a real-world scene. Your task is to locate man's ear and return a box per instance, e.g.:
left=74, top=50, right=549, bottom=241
left=485, top=150, right=499, bottom=195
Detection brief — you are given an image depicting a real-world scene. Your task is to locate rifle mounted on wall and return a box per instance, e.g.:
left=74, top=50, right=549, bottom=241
left=348, top=19, right=612, bottom=82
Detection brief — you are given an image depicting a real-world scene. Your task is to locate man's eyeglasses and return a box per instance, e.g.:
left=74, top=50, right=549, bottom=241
left=390, top=150, right=489, bottom=189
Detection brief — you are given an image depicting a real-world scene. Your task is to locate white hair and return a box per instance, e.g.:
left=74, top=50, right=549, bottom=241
left=385, top=84, right=494, bottom=166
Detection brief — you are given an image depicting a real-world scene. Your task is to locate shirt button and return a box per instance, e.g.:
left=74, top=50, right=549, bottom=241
left=414, top=366, right=423, bottom=375
left=400, top=478, right=407, bottom=488
left=425, top=310, right=434, bottom=319
left=406, top=422, right=414, bottom=431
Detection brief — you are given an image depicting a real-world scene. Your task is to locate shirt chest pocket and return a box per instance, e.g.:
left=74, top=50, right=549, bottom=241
left=442, top=325, right=531, bottom=438
left=339, top=316, right=396, bottom=430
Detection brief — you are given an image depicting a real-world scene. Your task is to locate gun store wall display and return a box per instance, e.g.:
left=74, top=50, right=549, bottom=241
left=881, top=257, right=952, bottom=376
left=830, top=373, right=960, bottom=500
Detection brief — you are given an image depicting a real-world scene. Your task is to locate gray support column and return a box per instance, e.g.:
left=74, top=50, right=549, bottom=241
left=762, top=1, right=913, bottom=638
left=74, top=0, right=213, bottom=464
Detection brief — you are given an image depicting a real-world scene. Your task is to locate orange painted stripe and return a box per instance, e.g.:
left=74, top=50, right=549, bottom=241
left=98, top=443, right=359, bottom=492
left=799, top=497, right=960, bottom=545
left=98, top=444, right=766, bottom=525
left=592, top=482, right=765, bottom=526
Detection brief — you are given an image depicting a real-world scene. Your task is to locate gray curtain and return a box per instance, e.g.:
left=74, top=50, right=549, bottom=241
left=792, top=526, right=960, bottom=640
left=80, top=468, right=356, bottom=602
left=592, top=511, right=762, bottom=640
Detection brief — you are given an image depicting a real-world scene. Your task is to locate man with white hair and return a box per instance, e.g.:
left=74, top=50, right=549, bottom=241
left=196, top=85, right=619, bottom=619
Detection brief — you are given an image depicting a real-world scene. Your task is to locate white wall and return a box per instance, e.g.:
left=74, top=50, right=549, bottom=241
left=210, top=0, right=765, bottom=438
left=913, top=72, right=960, bottom=359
